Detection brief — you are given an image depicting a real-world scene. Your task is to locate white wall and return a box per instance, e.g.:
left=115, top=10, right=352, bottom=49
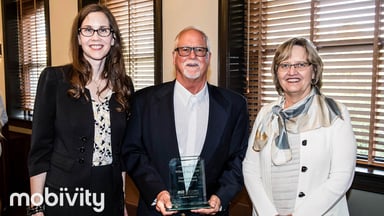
left=50, top=0, right=77, bottom=66
left=162, top=0, right=218, bottom=84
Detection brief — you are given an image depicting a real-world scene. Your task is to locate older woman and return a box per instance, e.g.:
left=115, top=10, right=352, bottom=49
left=243, top=37, right=356, bottom=216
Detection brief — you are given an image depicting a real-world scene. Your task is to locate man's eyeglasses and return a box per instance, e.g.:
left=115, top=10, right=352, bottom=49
left=78, top=27, right=114, bottom=37
left=174, top=47, right=209, bottom=57
left=278, top=62, right=312, bottom=72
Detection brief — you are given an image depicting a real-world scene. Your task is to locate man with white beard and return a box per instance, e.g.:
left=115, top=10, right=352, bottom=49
left=123, top=26, right=249, bottom=216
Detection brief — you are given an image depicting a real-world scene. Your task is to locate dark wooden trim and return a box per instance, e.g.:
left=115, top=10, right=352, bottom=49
left=79, top=0, right=99, bottom=9
left=7, top=118, right=32, bottom=130
left=217, top=0, right=246, bottom=94
left=352, top=165, right=384, bottom=194
left=154, top=0, right=163, bottom=85
left=45, top=0, right=51, bottom=67
left=218, top=0, right=229, bottom=88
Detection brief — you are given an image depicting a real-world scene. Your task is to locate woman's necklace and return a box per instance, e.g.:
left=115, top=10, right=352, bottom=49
left=92, top=79, right=103, bottom=96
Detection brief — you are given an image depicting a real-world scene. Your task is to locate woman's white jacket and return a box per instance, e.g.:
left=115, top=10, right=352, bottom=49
left=243, top=100, right=356, bottom=216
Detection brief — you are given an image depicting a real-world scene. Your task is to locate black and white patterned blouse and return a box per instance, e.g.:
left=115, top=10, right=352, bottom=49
left=92, top=91, right=113, bottom=166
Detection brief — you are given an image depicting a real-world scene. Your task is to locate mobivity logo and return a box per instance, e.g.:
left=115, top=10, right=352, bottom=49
left=10, top=187, right=105, bottom=212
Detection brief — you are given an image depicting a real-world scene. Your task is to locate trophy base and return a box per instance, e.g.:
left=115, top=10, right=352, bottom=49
left=166, top=203, right=211, bottom=211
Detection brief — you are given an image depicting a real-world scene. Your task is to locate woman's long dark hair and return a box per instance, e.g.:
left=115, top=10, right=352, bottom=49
left=68, top=3, right=133, bottom=113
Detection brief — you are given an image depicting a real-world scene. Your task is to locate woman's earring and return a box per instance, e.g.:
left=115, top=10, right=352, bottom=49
left=311, top=79, right=317, bottom=85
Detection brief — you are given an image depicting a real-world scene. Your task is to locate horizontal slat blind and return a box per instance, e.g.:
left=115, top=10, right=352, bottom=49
left=226, top=0, right=246, bottom=94
left=246, top=0, right=384, bottom=167
left=18, top=0, right=47, bottom=112
left=103, top=0, right=155, bottom=90
left=314, top=1, right=379, bottom=164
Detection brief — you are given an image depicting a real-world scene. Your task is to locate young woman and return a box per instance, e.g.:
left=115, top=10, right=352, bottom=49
left=28, top=4, right=133, bottom=216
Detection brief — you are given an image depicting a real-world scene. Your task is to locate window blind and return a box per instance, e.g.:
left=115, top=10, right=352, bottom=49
left=18, top=0, right=47, bottom=112
left=246, top=0, right=384, bottom=167
left=102, top=0, right=155, bottom=90
left=219, top=0, right=246, bottom=95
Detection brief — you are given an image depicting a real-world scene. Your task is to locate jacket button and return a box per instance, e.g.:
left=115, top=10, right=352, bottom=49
left=301, top=166, right=308, bottom=172
left=302, top=140, right=307, bottom=146
left=80, top=136, right=87, bottom=142
left=298, top=192, right=305, bottom=197
left=78, top=158, right=85, bottom=164
left=79, top=146, right=85, bottom=153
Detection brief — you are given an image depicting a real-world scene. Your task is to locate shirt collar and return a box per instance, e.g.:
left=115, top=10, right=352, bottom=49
left=174, top=80, right=208, bottom=106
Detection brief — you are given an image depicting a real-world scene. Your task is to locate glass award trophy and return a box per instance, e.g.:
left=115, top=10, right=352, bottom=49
left=167, top=156, right=210, bottom=211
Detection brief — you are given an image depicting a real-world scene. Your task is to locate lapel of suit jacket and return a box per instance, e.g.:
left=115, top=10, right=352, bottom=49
left=200, top=84, right=229, bottom=164
left=73, top=87, right=94, bottom=139
left=152, top=81, right=180, bottom=159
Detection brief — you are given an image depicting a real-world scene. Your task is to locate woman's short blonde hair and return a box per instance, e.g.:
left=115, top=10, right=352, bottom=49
left=271, top=37, right=324, bottom=95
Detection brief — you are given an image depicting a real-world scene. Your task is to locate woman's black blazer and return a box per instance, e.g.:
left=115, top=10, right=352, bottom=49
left=28, top=65, right=127, bottom=192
